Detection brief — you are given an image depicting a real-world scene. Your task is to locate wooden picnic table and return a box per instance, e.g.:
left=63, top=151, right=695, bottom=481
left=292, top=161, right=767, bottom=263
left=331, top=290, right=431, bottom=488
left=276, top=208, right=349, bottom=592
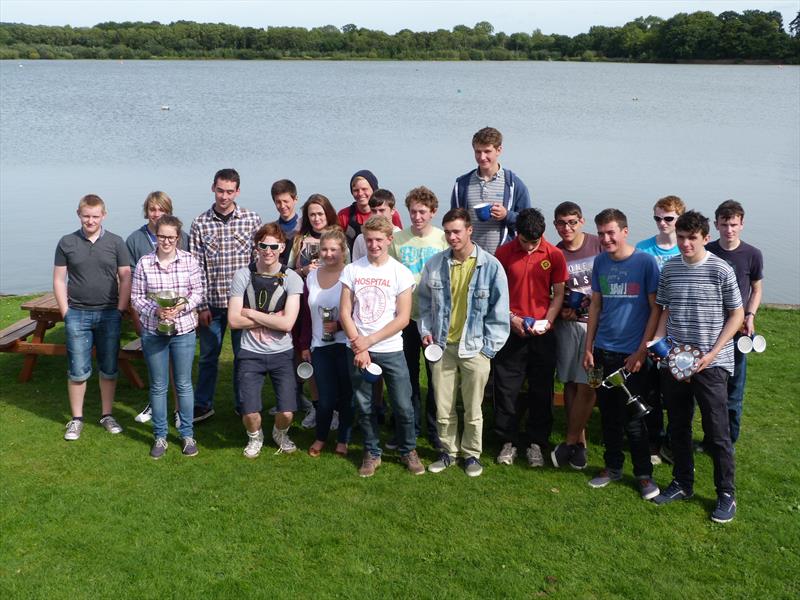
left=0, top=293, right=144, bottom=388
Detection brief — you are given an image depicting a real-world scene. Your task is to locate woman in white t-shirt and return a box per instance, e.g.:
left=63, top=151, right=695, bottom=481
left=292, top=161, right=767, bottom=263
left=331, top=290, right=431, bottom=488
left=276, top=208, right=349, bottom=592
left=301, top=227, right=353, bottom=457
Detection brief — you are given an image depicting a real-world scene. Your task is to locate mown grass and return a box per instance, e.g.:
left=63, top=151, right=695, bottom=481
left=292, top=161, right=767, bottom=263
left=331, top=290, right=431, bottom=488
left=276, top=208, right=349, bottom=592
left=1, top=295, right=798, bottom=599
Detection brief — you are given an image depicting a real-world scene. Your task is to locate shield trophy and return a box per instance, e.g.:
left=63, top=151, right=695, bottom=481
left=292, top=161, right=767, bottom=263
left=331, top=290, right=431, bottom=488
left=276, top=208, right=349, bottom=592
left=148, top=290, right=188, bottom=335
left=600, top=367, right=651, bottom=421
left=666, top=342, right=703, bottom=381
left=318, top=306, right=338, bottom=342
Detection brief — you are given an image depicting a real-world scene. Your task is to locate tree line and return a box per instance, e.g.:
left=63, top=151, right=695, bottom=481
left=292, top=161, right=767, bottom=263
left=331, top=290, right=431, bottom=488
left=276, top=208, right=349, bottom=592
left=1, top=10, right=798, bottom=62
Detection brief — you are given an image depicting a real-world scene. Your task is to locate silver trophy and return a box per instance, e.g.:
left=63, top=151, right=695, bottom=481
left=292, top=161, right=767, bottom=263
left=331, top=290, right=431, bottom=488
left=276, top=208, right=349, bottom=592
left=601, top=367, right=651, bottom=421
left=318, top=306, right=338, bottom=342
left=666, top=342, right=703, bottom=381
left=148, top=290, right=188, bottom=336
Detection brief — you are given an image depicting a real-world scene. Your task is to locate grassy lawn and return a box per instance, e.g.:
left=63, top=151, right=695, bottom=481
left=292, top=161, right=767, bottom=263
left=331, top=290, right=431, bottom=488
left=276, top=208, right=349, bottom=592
left=1, top=295, right=798, bottom=599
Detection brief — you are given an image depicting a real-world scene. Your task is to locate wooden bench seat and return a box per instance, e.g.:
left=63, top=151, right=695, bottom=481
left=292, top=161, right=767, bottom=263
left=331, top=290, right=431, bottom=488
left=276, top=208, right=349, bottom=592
left=0, top=318, right=38, bottom=351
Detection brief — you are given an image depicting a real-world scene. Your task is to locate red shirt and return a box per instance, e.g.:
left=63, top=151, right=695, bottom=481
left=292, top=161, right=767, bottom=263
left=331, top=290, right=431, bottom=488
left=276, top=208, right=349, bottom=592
left=337, top=204, right=403, bottom=231
left=495, top=236, right=568, bottom=320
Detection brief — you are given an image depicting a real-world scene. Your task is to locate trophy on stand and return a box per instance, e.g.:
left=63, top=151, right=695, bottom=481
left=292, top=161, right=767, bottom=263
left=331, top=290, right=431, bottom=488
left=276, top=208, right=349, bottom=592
left=148, top=290, right=188, bottom=336
left=600, top=368, right=651, bottom=421
left=318, top=306, right=338, bottom=342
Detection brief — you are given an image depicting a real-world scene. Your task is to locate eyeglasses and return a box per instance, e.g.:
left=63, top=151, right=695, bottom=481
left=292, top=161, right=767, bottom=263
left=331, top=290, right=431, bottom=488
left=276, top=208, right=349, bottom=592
left=554, top=219, right=579, bottom=228
left=257, top=242, right=281, bottom=251
left=653, top=216, right=676, bottom=223
left=156, top=235, right=178, bottom=242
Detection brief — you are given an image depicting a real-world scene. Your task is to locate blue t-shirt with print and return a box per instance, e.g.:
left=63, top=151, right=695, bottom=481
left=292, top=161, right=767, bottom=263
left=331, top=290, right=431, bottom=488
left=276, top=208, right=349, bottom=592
left=635, top=236, right=679, bottom=271
left=592, top=250, right=660, bottom=354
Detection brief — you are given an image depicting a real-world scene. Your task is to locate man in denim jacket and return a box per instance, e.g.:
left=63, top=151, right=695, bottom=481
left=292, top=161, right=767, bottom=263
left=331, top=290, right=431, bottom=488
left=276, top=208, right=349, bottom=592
left=417, top=208, right=510, bottom=477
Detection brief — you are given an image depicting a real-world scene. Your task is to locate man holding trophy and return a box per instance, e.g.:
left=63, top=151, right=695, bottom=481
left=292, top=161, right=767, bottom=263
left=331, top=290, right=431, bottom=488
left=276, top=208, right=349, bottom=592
left=652, top=211, right=743, bottom=524
left=583, top=209, right=661, bottom=500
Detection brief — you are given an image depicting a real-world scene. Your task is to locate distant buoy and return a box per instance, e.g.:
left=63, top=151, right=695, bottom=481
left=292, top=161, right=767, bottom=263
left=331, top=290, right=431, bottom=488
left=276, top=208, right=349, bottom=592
left=632, top=97, right=639, bottom=101
left=161, top=105, right=170, bottom=111
left=457, top=89, right=461, bottom=93
left=18, top=64, right=23, bottom=68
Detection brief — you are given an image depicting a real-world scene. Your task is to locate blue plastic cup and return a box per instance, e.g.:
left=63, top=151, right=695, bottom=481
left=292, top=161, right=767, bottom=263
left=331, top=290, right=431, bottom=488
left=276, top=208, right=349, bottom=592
left=361, top=363, right=383, bottom=384
left=474, top=202, right=492, bottom=222
left=523, top=317, right=536, bottom=334
left=567, top=290, right=586, bottom=310
left=647, top=336, right=672, bottom=359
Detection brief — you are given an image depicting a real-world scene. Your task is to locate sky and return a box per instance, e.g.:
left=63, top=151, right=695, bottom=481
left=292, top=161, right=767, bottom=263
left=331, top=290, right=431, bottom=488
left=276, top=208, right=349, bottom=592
left=1, top=0, right=798, bottom=35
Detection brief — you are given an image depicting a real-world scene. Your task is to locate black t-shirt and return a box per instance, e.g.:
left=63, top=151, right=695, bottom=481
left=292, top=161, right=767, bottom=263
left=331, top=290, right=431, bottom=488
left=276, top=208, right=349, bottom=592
left=706, top=240, right=764, bottom=307
left=54, top=229, right=130, bottom=310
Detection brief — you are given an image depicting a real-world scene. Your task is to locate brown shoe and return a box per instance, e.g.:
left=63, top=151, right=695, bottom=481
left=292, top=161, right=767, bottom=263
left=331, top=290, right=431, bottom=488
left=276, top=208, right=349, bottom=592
left=308, top=441, right=324, bottom=458
left=400, top=449, right=425, bottom=475
left=358, top=453, right=382, bottom=477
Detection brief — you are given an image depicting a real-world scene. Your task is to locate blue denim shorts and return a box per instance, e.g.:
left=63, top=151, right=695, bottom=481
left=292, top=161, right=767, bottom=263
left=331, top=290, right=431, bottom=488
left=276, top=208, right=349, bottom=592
left=64, top=307, right=122, bottom=382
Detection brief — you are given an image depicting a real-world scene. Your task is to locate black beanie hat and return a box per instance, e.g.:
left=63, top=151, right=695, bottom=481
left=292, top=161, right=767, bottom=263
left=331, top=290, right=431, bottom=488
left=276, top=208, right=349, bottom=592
left=349, top=170, right=379, bottom=194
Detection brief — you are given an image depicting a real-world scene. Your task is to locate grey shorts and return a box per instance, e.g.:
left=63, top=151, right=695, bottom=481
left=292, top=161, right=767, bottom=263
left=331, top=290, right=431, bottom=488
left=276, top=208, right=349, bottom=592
left=554, top=319, right=588, bottom=385
left=236, top=348, right=298, bottom=415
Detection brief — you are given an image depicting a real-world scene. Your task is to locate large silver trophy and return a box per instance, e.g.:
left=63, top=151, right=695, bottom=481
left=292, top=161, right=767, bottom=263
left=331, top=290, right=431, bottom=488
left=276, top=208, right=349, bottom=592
left=601, top=368, right=651, bottom=421
left=148, top=290, right=188, bottom=336
left=647, top=336, right=704, bottom=382
left=318, top=306, right=338, bottom=342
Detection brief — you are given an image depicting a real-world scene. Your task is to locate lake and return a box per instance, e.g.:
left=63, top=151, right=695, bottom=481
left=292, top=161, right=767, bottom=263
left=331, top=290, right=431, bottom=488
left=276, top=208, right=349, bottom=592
left=1, top=60, right=798, bottom=303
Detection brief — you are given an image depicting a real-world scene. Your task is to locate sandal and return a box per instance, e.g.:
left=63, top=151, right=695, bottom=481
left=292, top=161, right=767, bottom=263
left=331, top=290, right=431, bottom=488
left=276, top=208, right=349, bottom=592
left=308, top=442, right=325, bottom=458
left=334, top=443, right=348, bottom=457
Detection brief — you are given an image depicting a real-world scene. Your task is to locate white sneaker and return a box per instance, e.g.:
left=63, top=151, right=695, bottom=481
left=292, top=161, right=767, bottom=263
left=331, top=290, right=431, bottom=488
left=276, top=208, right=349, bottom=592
left=330, top=410, right=339, bottom=431
left=243, top=431, right=264, bottom=459
left=64, top=419, right=83, bottom=441
left=526, top=443, right=544, bottom=467
left=99, top=415, right=123, bottom=434
left=272, top=425, right=297, bottom=454
left=496, top=442, right=517, bottom=465
left=134, top=404, right=152, bottom=423
left=301, top=407, right=317, bottom=429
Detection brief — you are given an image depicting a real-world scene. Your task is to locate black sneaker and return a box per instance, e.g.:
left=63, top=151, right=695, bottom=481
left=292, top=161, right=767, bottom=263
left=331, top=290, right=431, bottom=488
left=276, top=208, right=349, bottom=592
left=711, top=492, right=736, bottom=523
left=569, top=443, right=587, bottom=470
left=550, top=443, right=573, bottom=468
left=192, top=406, right=215, bottom=424
left=653, top=480, right=694, bottom=505
left=181, top=437, right=199, bottom=457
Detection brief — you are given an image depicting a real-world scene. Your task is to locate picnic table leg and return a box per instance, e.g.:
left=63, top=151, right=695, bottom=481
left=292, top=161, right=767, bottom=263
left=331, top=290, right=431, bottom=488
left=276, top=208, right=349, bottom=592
left=119, top=358, right=145, bottom=389
left=18, top=321, right=48, bottom=383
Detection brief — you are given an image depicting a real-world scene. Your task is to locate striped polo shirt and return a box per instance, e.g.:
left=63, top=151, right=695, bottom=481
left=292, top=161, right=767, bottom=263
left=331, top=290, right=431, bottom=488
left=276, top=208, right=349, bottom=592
left=465, top=167, right=505, bottom=254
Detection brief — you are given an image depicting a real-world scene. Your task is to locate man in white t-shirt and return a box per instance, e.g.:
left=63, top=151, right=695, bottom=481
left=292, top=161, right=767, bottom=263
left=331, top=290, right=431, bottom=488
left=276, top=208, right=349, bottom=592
left=339, top=216, right=424, bottom=477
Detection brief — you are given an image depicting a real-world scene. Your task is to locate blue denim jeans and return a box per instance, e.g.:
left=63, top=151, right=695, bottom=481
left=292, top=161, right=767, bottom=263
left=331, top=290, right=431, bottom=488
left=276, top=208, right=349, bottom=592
left=142, top=330, right=196, bottom=439
left=64, top=307, right=121, bottom=382
left=195, top=305, right=242, bottom=413
left=312, top=343, right=353, bottom=444
left=727, top=338, right=748, bottom=444
left=348, top=349, right=414, bottom=457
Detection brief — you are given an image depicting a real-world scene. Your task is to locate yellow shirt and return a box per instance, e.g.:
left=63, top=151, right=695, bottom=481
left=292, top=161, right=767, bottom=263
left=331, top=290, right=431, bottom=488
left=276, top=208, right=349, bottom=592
left=447, top=255, right=477, bottom=344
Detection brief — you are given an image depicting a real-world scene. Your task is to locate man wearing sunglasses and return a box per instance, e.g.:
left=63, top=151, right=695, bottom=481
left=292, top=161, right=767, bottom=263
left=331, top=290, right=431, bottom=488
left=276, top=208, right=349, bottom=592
left=189, top=168, right=263, bottom=423
left=635, top=195, right=686, bottom=466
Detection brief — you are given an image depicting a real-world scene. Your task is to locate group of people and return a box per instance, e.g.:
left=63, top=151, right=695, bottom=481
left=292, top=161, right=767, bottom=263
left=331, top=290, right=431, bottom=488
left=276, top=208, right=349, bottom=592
left=53, top=127, right=763, bottom=524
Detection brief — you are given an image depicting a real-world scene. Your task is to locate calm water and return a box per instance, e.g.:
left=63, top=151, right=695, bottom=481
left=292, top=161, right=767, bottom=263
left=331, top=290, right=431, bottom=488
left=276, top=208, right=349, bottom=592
left=1, top=60, right=798, bottom=302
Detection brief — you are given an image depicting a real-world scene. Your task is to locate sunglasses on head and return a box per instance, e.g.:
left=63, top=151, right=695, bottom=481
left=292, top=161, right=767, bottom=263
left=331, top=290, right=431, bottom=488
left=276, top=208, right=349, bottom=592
left=257, top=242, right=281, bottom=251
left=653, top=215, right=676, bottom=223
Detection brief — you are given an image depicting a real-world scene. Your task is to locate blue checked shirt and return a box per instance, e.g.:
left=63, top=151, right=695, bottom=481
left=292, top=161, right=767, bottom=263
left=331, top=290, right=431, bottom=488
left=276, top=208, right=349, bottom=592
left=189, top=204, right=262, bottom=311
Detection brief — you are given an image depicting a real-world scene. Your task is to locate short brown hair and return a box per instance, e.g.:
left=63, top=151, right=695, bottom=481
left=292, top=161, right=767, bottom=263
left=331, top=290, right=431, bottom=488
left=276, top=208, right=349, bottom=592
left=405, top=186, right=438, bottom=212
left=143, top=191, right=174, bottom=218
left=362, top=215, right=394, bottom=237
left=594, top=208, right=628, bottom=230
left=270, top=179, right=297, bottom=201
left=442, top=208, right=471, bottom=226
left=254, top=222, right=286, bottom=244
left=654, top=195, right=685, bottom=215
left=715, top=199, right=745, bottom=222
left=155, top=215, right=183, bottom=237
left=77, top=194, right=106, bottom=214
left=554, top=201, right=582, bottom=219
left=472, top=127, right=502, bottom=148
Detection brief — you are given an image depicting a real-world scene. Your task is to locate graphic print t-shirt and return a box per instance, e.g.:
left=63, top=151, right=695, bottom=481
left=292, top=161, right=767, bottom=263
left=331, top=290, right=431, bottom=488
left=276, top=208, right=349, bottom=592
left=339, top=256, right=416, bottom=353
left=557, top=233, right=602, bottom=323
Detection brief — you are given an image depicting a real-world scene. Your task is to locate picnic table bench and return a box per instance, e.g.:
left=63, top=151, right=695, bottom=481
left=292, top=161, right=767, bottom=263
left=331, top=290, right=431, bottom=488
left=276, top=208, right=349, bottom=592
left=0, top=293, right=145, bottom=388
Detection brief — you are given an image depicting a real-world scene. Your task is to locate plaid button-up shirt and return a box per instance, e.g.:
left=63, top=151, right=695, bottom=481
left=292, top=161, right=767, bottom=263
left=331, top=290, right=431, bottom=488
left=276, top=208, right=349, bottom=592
left=131, top=249, right=205, bottom=335
left=189, top=205, right=263, bottom=310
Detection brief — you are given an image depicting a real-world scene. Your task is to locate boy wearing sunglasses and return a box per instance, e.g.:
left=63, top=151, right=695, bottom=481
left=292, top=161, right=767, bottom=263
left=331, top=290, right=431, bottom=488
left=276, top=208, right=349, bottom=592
left=635, top=195, right=685, bottom=465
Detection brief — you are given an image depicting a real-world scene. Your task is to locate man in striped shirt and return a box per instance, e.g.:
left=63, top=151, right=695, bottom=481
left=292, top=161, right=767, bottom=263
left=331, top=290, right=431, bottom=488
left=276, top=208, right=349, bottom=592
left=450, top=127, right=531, bottom=255
left=652, top=211, right=743, bottom=524
left=189, top=168, right=263, bottom=422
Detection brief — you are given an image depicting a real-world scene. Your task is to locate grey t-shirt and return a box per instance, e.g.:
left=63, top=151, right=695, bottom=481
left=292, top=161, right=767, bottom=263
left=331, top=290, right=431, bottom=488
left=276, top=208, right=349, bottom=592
left=54, top=229, right=130, bottom=310
left=230, top=266, right=303, bottom=355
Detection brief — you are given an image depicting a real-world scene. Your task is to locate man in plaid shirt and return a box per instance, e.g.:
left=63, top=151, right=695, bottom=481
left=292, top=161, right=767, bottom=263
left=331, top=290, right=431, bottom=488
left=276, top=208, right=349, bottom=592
left=190, top=168, right=262, bottom=422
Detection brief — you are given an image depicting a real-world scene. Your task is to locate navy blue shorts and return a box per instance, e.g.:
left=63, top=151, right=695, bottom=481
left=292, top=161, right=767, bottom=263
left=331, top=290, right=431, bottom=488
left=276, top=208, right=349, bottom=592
left=236, top=348, right=297, bottom=415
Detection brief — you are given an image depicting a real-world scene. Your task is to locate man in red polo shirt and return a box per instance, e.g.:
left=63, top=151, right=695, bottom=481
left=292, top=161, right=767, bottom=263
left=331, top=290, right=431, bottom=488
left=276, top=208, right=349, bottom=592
left=493, top=208, right=567, bottom=467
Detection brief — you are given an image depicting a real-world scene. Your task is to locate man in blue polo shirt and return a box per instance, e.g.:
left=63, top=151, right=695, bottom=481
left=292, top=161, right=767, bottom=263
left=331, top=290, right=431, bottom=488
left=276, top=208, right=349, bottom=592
left=54, top=194, right=131, bottom=441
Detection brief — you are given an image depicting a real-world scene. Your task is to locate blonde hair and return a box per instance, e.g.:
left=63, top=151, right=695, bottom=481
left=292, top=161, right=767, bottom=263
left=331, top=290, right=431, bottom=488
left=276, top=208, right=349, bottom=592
left=77, top=194, right=106, bottom=214
left=362, top=215, right=393, bottom=237
left=319, top=226, right=348, bottom=254
left=143, top=191, right=174, bottom=218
